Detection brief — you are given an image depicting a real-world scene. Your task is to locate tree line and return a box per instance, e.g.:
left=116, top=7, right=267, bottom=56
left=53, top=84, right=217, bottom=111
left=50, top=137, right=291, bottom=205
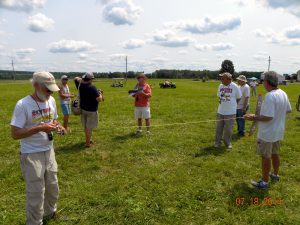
left=0, top=69, right=264, bottom=80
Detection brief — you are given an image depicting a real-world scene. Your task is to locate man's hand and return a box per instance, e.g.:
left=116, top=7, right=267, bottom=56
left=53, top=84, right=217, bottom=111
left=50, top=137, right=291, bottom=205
left=39, top=123, right=58, bottom=133
left=244, top=114, right=256, bottom=121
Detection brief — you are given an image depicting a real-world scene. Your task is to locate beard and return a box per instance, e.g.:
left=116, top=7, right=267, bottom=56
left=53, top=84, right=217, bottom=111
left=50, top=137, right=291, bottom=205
left=37, top=89, right=50, bottom=101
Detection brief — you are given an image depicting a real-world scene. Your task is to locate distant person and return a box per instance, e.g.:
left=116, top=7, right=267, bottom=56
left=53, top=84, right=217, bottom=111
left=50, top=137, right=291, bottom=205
left=245, top=71, right=291, bottom=189
left=75, top=73, right=102, bottom=148
left=215, top=72, right=241, bottom=149
left=132, top=73, right=152, bottom=135
left=236, top=75, right=250, bottom=136
left=10, top=71, right=65, bottom=224
left=58, top=75, right=74, bottom=132
left=250, top=80, right=258, bottom=96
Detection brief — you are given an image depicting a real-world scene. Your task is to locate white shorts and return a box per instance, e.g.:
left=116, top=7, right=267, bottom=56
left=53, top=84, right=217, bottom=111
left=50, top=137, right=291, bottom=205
left=135, top=107, right=151, bottom=119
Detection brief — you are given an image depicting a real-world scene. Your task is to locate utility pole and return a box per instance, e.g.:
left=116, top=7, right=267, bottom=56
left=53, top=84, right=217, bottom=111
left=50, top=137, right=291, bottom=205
left=268, top=56, right=271, bottom=72
left=125, top=56, right=128, bottom=86
left=11, top=59, right=16, bottom=81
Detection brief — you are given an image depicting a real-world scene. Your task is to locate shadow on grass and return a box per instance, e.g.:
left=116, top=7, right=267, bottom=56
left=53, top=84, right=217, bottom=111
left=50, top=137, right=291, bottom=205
left=227, top=182, right=269, bottom=211
left=112, top=132, right=142, bottom=143
left=55, top=142, right=86, bottom=154
left=193, top=146, right=227, bottom=157
left=232, top=133, right=243, bottom=141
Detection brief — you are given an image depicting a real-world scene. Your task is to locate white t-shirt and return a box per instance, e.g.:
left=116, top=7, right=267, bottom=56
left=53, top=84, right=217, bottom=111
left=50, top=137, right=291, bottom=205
left=217, top=82, right=242, bottom=115
left=11, top=95, right=58, bottom=154
left=250, top=81, right=258, bottom=88
left=59, top=84, right=71, bottom=104
left=237, top=84, right=250, bottom=110
left=258, top=89, right=292, bottom=142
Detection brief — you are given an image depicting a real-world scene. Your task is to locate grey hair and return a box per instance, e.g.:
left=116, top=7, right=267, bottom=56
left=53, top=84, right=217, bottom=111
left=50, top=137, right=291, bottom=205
left=263, top=71, right=278, bottom=87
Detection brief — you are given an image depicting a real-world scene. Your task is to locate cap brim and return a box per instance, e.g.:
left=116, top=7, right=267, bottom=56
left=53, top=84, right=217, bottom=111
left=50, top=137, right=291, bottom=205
left=46, top=83, right=60, bottom=92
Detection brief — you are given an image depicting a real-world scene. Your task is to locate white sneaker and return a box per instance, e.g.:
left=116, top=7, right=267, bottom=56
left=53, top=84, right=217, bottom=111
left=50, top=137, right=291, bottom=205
left=135, top=130, right=142, bottom=135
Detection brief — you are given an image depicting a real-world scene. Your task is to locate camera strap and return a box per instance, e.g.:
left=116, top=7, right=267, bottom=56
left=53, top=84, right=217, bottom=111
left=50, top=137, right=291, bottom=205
left=31, top=95, right=51, bottom=123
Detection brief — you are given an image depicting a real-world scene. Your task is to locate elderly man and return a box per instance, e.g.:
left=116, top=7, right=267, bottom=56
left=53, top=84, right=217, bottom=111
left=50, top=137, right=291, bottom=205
left=236, top=75, right=250, bottom=136
left=58, top=75, right=74, bottom=132
left=74, top=73, right=102, bottom=147
left=245, top=71, right=291, bottom=189
left=215, top=72, right=241, bottom=149
left=11, top=72, right=65, bottom=225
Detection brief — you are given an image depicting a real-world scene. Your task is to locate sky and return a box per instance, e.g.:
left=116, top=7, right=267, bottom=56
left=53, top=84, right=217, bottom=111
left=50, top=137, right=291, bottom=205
left=0, top=0, right=300, bottom=74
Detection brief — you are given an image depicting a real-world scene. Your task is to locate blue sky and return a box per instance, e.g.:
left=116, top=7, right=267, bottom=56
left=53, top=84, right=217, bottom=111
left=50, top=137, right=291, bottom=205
left=0, top=0, right=299, bottom=74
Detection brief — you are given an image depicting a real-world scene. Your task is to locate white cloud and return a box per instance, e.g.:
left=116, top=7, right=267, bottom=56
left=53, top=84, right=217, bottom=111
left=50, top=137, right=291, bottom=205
left=195, top=43, right=234, bottom=51
left=48, top=40, right=94, bottom=53
left=102, top=0, right=143, bottom=26
left=284, top=25, right=300, bottom=39
left=0, top=0, right=46, bottom=12
left=253, top=51, right=269, bottom=61
left=254, top=27, right=300, bottom=46
left=109, top=53, right=127, bottom=60
left=78, top=53, right=88, bottom=60
left=151, top=57, right=169, bottom=63
left=12, top=48, right=36, bottom=62
left=149, top=30, right=194, bottom=48
left=178, top=50, right=188, bottom=55
left=165, top=16, right=241, bottom=35
left=27, top=13, right=54, bottom=32
left=260, top=0, right=300, bottom=18
left=122, top=38, right=145, bottom=49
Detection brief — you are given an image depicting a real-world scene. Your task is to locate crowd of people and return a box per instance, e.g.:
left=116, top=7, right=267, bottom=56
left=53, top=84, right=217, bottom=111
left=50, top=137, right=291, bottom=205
left=10, top=65, right=292, bottom=224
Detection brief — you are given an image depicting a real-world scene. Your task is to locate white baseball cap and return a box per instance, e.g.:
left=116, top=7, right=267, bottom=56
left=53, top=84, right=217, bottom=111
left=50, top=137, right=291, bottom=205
left=32, top=71, right=60, bottom=92
left=61, top=75, right=68, bottom=80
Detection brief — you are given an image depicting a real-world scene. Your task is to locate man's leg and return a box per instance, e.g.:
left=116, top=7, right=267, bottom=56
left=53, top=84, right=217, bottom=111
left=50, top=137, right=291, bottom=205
left=271, top=154, right=280, bottom=175
left=63, top=115, right=69, bottom=130
left=137, top=118, right=142, bottom=129
left=85, top=128, right=92, bottom=146
left=20, top=152, right=46, bottom=225
left=236, top=109, right=242, bottom=135
left=145, top=119, right=150, bottom=132
left=262, top=157, right=271, bottom=182
left=44, top=149, right=59, bottom=218
left=215, top=114, right=224, bottom=146
left=223, top=114, right=235, bottom=146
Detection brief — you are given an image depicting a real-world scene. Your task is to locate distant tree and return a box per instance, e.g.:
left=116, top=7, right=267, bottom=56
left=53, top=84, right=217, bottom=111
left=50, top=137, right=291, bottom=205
left=220, top=59, right=235, bottom=75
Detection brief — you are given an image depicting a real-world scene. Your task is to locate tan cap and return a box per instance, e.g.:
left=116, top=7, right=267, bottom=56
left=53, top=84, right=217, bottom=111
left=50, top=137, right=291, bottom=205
left=236, top=75, right=247, bottom=82
left=32, top=71, right=60, bottom=92
left=219, top=72, right=232, bottom=79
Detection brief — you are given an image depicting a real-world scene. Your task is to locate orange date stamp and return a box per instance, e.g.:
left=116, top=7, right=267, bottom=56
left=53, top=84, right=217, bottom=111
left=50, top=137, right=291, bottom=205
left=235, top=197, right=286, bottom=206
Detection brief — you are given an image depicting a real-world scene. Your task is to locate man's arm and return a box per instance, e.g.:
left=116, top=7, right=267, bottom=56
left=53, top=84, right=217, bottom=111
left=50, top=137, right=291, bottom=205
left=11, top=123, right=57, bottom=140
left=243, top=97, right=249, bottom=111
left=244, top=114, right=273, bottom=122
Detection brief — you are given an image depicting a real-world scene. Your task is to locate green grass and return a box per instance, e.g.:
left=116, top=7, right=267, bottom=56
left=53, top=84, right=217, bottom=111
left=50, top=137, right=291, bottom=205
left=0, top=79, right=300, bottom=225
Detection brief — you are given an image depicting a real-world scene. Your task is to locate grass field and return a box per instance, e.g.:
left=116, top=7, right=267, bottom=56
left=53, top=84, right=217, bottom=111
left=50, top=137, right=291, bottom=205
left=0, top=79, right=300, bottom=225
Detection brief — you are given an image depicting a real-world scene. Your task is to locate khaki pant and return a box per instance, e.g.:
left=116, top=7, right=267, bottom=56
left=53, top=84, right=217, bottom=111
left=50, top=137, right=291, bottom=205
left=20, top=149, right=59, bottom=225
left=81, top=109, right=99, bottom=129
left=257, top=139, right=280, bottom=159
left=215, top=113, right=236, bottom=146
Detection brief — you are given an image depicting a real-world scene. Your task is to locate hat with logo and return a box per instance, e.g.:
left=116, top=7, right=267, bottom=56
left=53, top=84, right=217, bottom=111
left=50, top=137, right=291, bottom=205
left=32, top=71, right=60, bottom=92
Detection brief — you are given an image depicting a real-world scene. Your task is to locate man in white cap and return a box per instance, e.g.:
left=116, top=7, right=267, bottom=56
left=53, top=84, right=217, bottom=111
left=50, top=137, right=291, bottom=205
left=215, top=72, right=241, bottom=149
left=10, top=71, right=65, bottom=224
left=58, top=75, right=74, bottom=132
left=236, top=75, right=250, bottom=136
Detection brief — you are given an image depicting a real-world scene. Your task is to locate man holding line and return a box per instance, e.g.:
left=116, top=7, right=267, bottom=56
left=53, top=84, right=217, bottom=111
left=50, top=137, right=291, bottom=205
left=245, top=71, right=291, bottom=189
